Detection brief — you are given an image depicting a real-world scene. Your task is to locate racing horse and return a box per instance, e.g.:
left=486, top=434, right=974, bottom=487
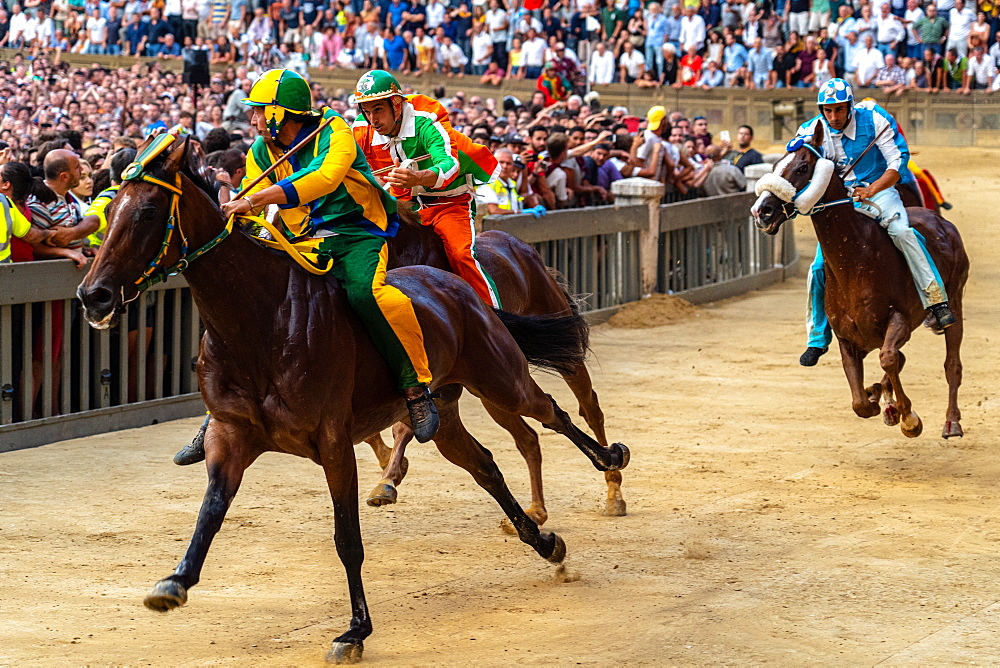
left=362, top=212, right=626, bottom=522
left=751, top=121, right=968, bottom=439
left=76, top=135, right=629, bottom=663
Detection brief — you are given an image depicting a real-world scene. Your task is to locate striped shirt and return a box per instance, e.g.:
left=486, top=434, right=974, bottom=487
left=27, top=189, right=85, bottom=249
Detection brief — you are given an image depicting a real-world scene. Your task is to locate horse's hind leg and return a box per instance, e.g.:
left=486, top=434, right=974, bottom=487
left=481, top=400, right=548, bottom=528
left=366, top=423, right=413, bottom=507
left=838, top=337, right=880, bottom=418
left=879, top=313, right=921, bottom=437
left=144, top=421, right=259, bottom=613
left=365, top=432, right=393, bottom=470
left=320, top=435, right=373, bottom=664
left=876, top=353, right=906, bottom=427
left=434, top=398, right=565, bottom=563
left=561, top=363, right=626, bottom=517
left=942, top=312, right=964, bottom=438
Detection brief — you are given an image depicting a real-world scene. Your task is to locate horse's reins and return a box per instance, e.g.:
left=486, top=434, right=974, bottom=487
left=120, top=116, right=337, bottom=299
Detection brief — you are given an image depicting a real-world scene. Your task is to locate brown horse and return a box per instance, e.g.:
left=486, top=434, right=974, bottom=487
left=361, top=215, right=625, bottom=522
left=751, top=122, right=968, bottom=439
left=76, top=136, right=628, bottom=663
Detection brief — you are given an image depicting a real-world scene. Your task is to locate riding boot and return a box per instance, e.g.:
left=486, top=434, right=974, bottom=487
left=173, top=414, right=209, bottom=465
left=405, top=387, right=439, bottom=443
left=799, top=346, right=828, bottom=366
left=929, top=302, right=956, bottom=329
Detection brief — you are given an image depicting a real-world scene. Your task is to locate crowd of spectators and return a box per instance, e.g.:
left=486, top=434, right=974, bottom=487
left=4, top=0, right=1000, bottom=92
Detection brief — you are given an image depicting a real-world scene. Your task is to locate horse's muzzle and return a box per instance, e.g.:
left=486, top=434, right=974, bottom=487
left=77, top=283, right=121, bottom=330
left=751, top=195, right=783, bottom=235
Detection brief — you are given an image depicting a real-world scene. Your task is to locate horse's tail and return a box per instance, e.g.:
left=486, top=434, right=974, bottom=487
left=493, top=308, right=589, bottom=375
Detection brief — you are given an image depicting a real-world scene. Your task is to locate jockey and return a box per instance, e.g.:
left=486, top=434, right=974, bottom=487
left=350, top=70, right=502, bottom=309
left=174, top=69, right=439, bottom=466
left=796, top=78, right=955, bottom=367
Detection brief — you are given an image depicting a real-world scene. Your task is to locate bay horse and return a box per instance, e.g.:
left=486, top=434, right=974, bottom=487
left=361, top=214, right=626, bottom=522
left=76, top=135, right=628, bottom=664
left=751, top=121, right=968, bottom=439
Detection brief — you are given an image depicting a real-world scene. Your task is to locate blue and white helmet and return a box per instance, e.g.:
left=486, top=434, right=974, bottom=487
left=816, top=78, right=854, bottom=107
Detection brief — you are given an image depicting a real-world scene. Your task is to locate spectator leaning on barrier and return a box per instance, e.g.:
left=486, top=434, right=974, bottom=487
left=720, top=124, right=764, bottom=169
left=702, top=144, right=747, bottom=197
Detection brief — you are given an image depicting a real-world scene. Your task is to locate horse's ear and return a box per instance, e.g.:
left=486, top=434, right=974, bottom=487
left=811, top=120, right=824, bottom=147
left=161, top=134, right=189, bottom=174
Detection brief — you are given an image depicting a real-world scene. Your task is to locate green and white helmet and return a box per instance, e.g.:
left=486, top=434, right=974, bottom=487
left=354, top=70, right=405, bottom=104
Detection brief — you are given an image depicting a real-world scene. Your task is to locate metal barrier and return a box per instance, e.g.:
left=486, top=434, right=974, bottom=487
left=481, top=204, right=646, bottom=313
left=0, top=260, right=203, bottom=452
left=657, top=193, right=791, bottom=302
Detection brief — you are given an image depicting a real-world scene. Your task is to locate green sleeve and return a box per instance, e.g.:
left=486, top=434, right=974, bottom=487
left=416, top=117, right=460, bottom=189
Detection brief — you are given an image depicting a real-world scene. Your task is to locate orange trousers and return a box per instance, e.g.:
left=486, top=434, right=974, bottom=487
left=418, top=194, right=501, bottom=308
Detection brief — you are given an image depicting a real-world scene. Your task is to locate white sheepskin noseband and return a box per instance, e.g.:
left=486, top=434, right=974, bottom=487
left=754, top=172, right=796, bottom=202
left=792, top=158, right=834, bottom=213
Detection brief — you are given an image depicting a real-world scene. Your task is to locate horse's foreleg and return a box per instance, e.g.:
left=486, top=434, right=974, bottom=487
left=366, top=422, right=413, bottom=507
left=320, top=438, right=372, bottom=664
left=482, top=400, right=547, bottom=528
left=879, top=314, right=921, bottom=437
left=560, top=364, right=625, bottom=517
left=942, top=315, right=964, bottom=438
left=433, top=399, right=565, bottom=563
left=144, top=422, right=258, bottom=613
left=837, top=337, right=880, bottom=418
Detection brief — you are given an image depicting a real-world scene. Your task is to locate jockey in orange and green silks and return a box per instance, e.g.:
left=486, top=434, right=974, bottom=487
left=232, top=68, right=439, bottom=442
left=351, top=69, right=502, bottom=309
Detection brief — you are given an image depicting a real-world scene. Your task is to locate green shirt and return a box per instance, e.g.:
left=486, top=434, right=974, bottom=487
left=943, top=55, right=967, bottom=82
left=914, top=16, right=949, bottom=44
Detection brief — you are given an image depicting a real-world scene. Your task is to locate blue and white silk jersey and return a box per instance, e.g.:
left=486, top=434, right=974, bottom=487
left=793, top=100, right=914, bottom=187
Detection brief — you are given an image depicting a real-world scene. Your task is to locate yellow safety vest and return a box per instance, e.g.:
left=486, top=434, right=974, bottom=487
left=0, top=193, right=31, bottom=264
left=488, top=178, right=522, bottom=213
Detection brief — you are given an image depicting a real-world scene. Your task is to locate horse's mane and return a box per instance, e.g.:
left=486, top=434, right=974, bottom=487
left=142, top=138, right=220, bottom=207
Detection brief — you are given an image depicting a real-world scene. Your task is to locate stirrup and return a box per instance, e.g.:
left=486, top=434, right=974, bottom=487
left=405, top=388, right=440, bottom=443
left=928, top=302, right=956, bottom=329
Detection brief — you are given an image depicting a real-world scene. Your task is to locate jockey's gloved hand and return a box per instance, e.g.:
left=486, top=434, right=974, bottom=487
left=524, top=205, right=547, bottom=218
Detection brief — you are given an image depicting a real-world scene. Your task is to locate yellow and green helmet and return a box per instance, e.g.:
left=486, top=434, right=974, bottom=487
left=354, top=70, right=405, bottom=105
left=242, top=69, right=319, bottom=140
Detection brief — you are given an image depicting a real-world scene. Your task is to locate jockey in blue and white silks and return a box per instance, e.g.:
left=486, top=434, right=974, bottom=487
left=794, top=78, right=954, bottom=367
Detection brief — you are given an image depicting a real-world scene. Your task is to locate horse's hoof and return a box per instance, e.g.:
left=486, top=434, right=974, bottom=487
left=326, top=641, right=364, bottom=664
left=901, top=412, right=923, bottom=438
left=366, top=481, right=397, bottom=507
left=545, top=532, right=567, bottom=564
left=942, top=421, right=964, bottom=439
left=603, top=496, right=627, bottom=517
left=854, top=401, right=881, bottom=418
left=144, top=579, right=188, bottom=612
left=608, top=443, right=630, bottom=471
left=883, top=404, right=900, bottom=427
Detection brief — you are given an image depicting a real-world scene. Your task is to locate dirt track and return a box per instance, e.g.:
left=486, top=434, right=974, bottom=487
left=2, top=145, right=999, bottom=666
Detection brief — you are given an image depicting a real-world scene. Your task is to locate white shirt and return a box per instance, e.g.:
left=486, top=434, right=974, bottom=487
left=636, top=128, right=668, bottom=182
left=903, top=7, right=924, bottom=43
left=9, top=11, right=27, bottom=42
left=521, top=36, right=547, bottom=66
left=87, top=16, right=107, bottom=43
left=968, top=53, right=995, bottom=84
left=425, top=1, right=445, bottom=29
left=619, top=49, right=646, bottom=78
left=165, top=0, right=182, bottom=15
left=679, top=14, right=706, bottom=52
left=948, top=7, right=975, bottom=40
left=852, top=46, right=885, bottom=84
left=589, top=49, right=616, bottom=84
left=439, top=42, right=468, bottom=67
left=471, top=31, right=493, bottom=64
left=485, top=8, right=509, bottom=42
left=876, top=14, right=905, bottom=44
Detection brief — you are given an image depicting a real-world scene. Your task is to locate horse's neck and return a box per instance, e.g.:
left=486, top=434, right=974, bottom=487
left=810, top=173, right=880, bottom=276
left=176, top=181, right=294, bottom=354
left=388, top=219, right=450, bottom=270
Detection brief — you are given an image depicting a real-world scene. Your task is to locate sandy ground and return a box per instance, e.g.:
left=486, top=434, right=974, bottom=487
left=2, top=145, right=999, bottom=667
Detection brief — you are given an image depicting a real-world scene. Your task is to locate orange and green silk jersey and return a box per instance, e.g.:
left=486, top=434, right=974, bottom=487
left=243, top=107, right=399, bottom=238
left=352, top=94, right=500, bottom=200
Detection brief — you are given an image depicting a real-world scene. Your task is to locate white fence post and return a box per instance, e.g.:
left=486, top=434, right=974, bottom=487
left=612, top=178, right=665, bottom=297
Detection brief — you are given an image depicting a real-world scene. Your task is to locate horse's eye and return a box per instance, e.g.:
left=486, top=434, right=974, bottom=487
left=796, top=164, right=808, bottom=174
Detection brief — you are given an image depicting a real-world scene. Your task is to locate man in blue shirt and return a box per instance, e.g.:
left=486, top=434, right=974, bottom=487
left=722, top=32, right=748, bottom=85
left=645, top=2, right=669, bottom=79
left=124, top=11, right=148, bottom=56
left=790, top=79, right=955, bottom=366
left=144, top=7, right=172, bottom=57
left=386, top=0, right=407, bottom=30
left=384, top=27, right=407, bottom=69
left=746, top=37, right=772, bottom=88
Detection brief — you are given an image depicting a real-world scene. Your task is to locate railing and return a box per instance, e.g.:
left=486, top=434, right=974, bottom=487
left=657, top=193, right=790, bottom=302
left=2, top=189, right=795, bottom=452
left=0, top=260, right=203, bottom=452
left=481, top=204, right=646, bottom=313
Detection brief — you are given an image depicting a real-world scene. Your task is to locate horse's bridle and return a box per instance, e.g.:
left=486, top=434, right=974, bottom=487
left=769, top=141, right=857, bottom=221
left=119, top=138, right=235, bottom=302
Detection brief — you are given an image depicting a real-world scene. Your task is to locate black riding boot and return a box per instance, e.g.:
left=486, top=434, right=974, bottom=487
left=929, top=302, right=956, bottom=329
left=173, top=414, right=209, bottom=465
left=799, top=346, right=828, bottom=367
left=405, top=387, right=439, bottom=443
